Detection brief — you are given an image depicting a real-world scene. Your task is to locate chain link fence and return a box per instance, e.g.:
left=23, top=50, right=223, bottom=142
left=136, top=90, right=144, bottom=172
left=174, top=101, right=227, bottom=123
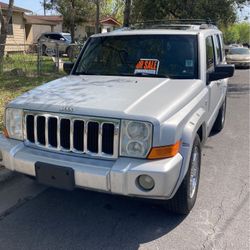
left=0, top=43, right=83, bottom=77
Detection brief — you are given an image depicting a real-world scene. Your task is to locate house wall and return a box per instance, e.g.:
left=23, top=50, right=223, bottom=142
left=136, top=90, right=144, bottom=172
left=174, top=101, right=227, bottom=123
left=29, top=23, right=62, bottom=44
left=101, top=24, right=115, bottom=33
left=5, top=12, right=26, bottom=52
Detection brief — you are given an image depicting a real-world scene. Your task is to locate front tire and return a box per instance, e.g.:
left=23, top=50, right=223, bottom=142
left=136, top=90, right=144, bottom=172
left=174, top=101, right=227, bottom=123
left=165, top=135, right=201, bottom=215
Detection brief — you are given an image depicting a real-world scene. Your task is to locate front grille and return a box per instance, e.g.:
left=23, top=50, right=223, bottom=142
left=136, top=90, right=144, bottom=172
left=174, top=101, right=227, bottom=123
left=24, top=112, right=120, bottom=159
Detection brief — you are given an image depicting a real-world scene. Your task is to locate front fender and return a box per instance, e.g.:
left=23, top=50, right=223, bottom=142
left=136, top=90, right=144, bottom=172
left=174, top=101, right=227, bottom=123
left=169, top=108, right=206, bottom=198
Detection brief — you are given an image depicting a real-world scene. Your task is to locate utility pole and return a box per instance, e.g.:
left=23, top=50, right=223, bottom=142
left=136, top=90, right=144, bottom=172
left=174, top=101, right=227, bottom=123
left=43, top=0, right=46, bottom=16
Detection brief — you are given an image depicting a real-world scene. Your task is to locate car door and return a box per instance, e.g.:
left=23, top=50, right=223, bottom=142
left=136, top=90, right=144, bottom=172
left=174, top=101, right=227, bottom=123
left=206, top=35, right=222, bottom=124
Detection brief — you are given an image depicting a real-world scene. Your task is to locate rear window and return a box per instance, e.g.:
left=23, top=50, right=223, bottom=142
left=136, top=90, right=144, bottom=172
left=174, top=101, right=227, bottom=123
left=75, top=35, right=198, bottom=79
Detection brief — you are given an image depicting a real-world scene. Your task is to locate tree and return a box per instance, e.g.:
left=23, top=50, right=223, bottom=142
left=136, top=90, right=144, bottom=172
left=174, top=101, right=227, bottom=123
left=223, top=22, right=250, bottom=44
left=0, top=0, right=14, bottom=74
left=101, top=0, right=124, bottom=22
left=123, top=0, right=131, bottom=27
left=45, top=0, right=94, bottom=42
left=237, top=22, right=250, bottom=44
left=223, top=25, right=240, bottom=44
left=131, top=0, right=249, bottom=26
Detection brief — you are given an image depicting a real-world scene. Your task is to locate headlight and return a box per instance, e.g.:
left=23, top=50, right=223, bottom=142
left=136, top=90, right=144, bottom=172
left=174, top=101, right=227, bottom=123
left=120, top=120, right=152, bottom=158
left=5, top=108, right=24, bottom=140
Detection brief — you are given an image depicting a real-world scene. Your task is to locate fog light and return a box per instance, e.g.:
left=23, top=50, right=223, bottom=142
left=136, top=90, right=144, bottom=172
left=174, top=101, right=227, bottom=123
left=137, top=175, right=155, bottom=191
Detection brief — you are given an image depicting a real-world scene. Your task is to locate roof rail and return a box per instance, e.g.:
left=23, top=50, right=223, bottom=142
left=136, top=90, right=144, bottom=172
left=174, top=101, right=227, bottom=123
left=130, top=19, right=217, bottom=30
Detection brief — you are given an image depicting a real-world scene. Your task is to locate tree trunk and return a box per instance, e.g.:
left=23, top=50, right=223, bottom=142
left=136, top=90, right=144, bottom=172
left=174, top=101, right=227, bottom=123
left=95, top=0, right=100, bottom=34
left=69, top=0, right=75, bottom=42
left=0, top=34, right=7, bottom=74
left=123, top=0, right=131, bottom=27
left=0, top=0, right=14, bottom=74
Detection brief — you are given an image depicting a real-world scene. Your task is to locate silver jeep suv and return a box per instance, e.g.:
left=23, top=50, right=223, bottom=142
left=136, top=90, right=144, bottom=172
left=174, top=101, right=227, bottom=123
left=0, top=21, right=234, bottom=214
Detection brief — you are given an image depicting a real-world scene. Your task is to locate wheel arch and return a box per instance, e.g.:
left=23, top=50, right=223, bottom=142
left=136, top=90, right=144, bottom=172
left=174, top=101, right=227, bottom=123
left=169, top=108, right=206, bottom=198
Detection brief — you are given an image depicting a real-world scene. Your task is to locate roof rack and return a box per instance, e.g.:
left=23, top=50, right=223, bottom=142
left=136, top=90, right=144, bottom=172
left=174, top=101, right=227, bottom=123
left=130, top=19, right=218, bottom=30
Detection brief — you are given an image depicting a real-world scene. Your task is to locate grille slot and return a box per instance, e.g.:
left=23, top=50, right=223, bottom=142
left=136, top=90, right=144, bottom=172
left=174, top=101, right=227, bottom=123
left=37, top=116, right=46, bottom=145
left=73, top=120, right=84, bottom=151
left=48, top=117, right=57, bottom=147
left=60, top=119, right=70, bottom=149
left=102, top=124, right=115, bottom=155
left=87, top=122, right=99, bottom=153
left=24, top=112, right=119, bottom=159
left=26, top=115, right=35, bottom=143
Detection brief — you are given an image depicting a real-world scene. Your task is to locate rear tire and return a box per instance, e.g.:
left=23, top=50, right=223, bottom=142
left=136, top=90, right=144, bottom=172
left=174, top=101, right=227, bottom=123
left=165, top=135, right=201, bottom=215
left=212, top=96, right=227, bottom=133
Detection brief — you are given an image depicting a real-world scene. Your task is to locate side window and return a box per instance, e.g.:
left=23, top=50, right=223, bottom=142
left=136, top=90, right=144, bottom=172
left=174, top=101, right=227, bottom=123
left=214, top=35, right=222, bottom=64
left=49, top=34, right=61, bottom=40
left=206, top=36, right=214, bottom=70
left=55, top=34, right=63, bottom=40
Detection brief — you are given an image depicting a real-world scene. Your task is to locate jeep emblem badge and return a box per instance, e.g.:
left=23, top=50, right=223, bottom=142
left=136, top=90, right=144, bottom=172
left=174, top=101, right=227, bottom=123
left=59, top=106, right=74, bottom=112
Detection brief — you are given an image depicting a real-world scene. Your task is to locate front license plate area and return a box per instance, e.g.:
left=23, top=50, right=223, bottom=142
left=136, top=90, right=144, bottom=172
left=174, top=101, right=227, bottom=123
left=35, top=162, right=75, bottom=190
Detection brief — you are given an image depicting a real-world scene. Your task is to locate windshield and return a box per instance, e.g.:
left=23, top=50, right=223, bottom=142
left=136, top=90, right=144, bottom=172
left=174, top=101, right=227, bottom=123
left=74, top=35, right=198, bottom=79
left=63, top=35, right=72, bottom=42
left=228, top=48, right=250, bottom=55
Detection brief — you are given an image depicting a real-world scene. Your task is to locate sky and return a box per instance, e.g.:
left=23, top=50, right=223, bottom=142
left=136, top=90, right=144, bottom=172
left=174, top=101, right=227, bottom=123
left=1, top=0, right=51, bottom=15
left=1, top=0, right=249, bottom=21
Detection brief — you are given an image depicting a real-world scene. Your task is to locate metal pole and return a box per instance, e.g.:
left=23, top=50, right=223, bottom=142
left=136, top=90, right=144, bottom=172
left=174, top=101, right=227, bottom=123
left=37, top=43, right=41, bottom=76
left=43, top=0, right=46, bottom=16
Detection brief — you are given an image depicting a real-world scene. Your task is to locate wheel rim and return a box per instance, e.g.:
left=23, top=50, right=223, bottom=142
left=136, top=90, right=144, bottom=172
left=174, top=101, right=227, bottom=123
left=189, top=146, right=200, bottom=199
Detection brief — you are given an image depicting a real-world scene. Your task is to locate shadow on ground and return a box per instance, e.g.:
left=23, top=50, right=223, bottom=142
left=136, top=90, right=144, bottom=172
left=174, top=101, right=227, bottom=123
left=0, top=187, right=185, bottom=250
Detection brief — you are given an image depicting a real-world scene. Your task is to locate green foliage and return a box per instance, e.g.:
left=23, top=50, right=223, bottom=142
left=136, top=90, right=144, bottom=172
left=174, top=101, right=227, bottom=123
left=100, top=0, right=124, bottom=22
left=44, top=0, right=95, bottom=41
left=223, top=25, right=240, bottom=44
left=52, top=0, right=95, bottom=26
left=237, top=22, right=250, bottom=43
left=223, top=22, right=250, bottom=44
left=131, top=0, right=249, bottom=26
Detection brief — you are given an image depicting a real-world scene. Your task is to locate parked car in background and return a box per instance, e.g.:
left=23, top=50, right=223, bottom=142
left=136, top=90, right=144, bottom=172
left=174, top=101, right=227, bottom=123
left=228, top=43, right=243, bottom=48
left=38, top=32, right=72, bottom=56
left=226, top=47, right=250, bottom=68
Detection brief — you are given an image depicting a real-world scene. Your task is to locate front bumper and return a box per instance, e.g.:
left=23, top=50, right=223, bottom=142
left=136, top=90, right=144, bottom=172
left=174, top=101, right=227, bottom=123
left=227, top=61, right=250, bottom=67
left=0, top=135, right=183, bottom=200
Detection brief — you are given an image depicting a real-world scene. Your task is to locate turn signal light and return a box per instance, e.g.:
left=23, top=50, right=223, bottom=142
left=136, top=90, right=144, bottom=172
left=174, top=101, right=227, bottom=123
left=147, top=141, right=181, bottom=159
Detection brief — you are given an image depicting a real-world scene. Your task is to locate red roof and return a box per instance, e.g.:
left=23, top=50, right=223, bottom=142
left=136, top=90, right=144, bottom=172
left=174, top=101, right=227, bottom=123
left=0, top=1, right=32, bottom=13
left=100, top=17, right=121, bottom=26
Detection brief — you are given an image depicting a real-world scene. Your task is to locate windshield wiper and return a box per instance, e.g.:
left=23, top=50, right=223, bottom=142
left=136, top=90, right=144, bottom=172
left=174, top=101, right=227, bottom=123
left=75, top=71, right=101, bottom=75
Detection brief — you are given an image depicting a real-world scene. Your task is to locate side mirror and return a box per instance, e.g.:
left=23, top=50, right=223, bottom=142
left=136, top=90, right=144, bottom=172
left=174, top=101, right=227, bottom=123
left=60, top=37, right=65, bottom=41
left=63, top=62, right=74, bottom=74
left=208, top=64, right=235, bottom=82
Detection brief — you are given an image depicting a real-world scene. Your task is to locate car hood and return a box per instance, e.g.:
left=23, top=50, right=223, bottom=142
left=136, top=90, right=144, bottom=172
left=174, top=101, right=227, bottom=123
left=10, top=75, right=203, bottom=123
